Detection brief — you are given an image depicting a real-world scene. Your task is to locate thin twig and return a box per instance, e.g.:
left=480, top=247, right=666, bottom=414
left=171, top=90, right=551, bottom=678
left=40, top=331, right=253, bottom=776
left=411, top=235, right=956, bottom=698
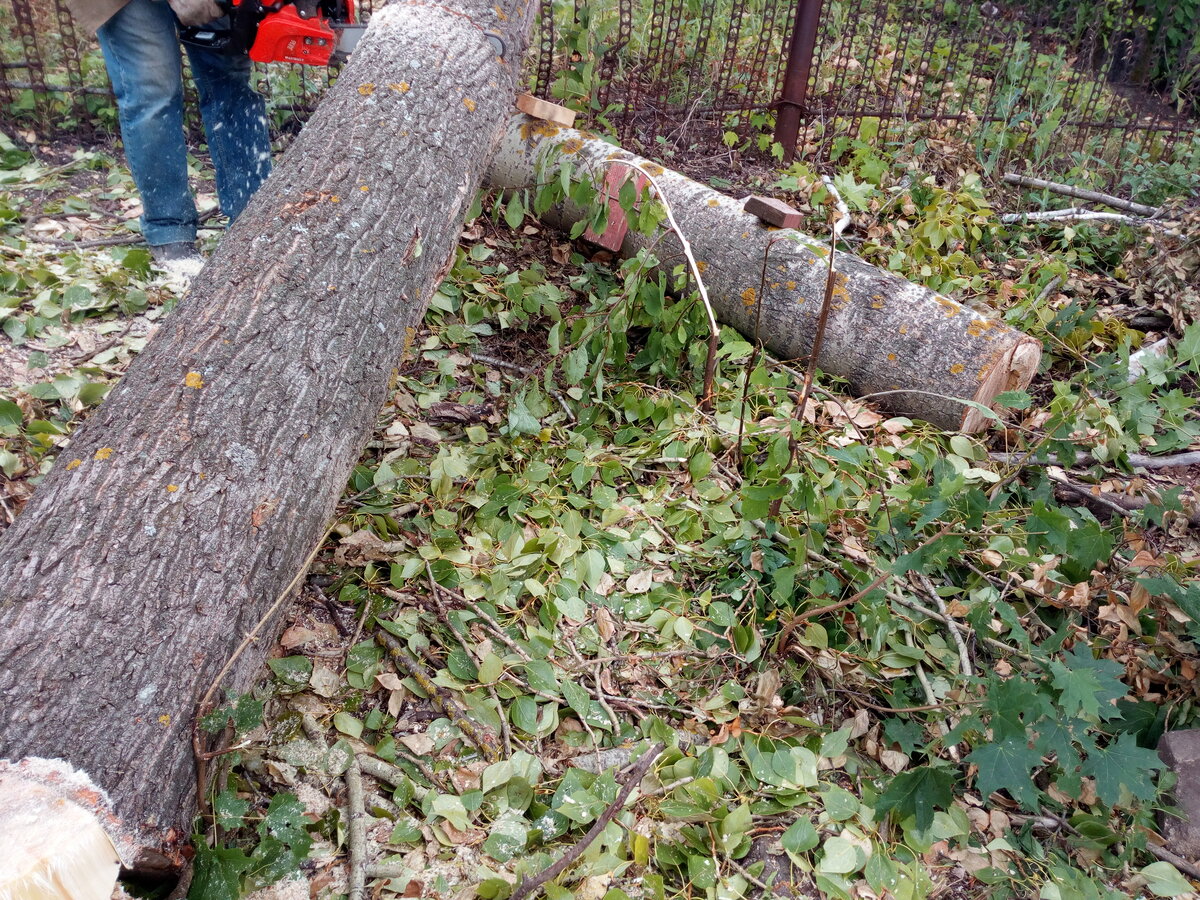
left=1000, top=173, right=1160, bottom=217
left=593, top=661, right=622, bottom=734
left=471, top=352, right=576, bottom=422
left=358, top=753, right=436, bottom=796
left=643, top=774, right=697, bottom=797
left=916, top=572, right=973, bottom=678
left=913, top=658, right=959, bottom=761
left=509, top=743, right=665, bottom=900
left=346, top=759, right=367, bottom=900
left=791, top=525, right=952, bottom=624
left=396, top=580, right=528, bottom=661
left=726, top=856, right=778, bottom=897
left=795, top=176, right=850, bottom=430
left=376, top=630, right=501, bottom=762
left=603, top=161, right=720, bottom=410
left=1035, top=275, right=1064, bottom=303
left=989, top=449, right=1200, bottom=471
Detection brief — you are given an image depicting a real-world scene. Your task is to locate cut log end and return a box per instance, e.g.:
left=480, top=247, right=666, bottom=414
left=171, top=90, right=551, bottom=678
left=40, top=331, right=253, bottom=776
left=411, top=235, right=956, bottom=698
left=963, top=337, right=1042, bottom=433
left=0, top=759, right=122, bottom=900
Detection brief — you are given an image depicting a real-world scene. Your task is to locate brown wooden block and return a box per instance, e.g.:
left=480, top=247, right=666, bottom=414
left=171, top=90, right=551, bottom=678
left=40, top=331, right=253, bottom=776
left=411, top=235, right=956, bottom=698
left=744, top=195, right=802, bottom=229
left=583, top=165, right=649, bottom=251
left=515, top=93, right=577, bottom=128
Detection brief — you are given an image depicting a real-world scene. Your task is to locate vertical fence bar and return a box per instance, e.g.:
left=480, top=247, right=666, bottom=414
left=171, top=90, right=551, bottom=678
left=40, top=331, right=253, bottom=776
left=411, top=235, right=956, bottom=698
left=775, top=0, right=822, bottom=163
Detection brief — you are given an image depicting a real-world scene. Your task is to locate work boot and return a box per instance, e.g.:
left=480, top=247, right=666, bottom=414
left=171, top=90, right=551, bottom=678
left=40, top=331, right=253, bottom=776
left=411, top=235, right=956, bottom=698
left=150, top=241, right=205, bottom=282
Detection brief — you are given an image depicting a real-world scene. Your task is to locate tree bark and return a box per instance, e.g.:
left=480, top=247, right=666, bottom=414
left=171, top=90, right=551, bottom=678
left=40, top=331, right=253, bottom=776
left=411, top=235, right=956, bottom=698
left=488, top=121, right=1042, bottom=432
left=0, top=0, right=535, bottom=872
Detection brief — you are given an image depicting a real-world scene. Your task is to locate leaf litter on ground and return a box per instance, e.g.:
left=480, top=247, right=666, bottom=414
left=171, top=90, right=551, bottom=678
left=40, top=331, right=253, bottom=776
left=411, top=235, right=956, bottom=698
left=1, top=127, right=1199, bottom=900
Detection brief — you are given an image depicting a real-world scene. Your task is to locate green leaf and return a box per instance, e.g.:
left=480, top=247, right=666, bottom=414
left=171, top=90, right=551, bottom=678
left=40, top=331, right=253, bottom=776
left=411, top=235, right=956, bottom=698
left=0, top=399, right=21, bottom=434
left=431, top=793, right=471, bottom=830
left=507, top=392, right=541, bottom=435
left=818, top=835, right=862, bottom=875
left=524, top=659, right=559, bottom=693
left=189, top=841, right=252, bottom=900
left=876, top=766, right=956, bottom=832
left=213, top=790, right=250, bottom=830
left=1140, top=861, right=1192, bottom=897
left=687, top=854, right=718, bottom=889
left=333, top=712, right=363, bottom=739
left=967, top=735, right=1043, bottom=808
left=995, top=389, right=1032, bottom=410
left=258, top=792, right=311, bottom=851
left=268, top=655, right=313, bottom=690
left=781, top=816, right=819, bottom=858
left=482, top=809, right=528, bottom=862
left=1080, top=732, right=1164, bottom=807
left=504, top=194, right=525, bottom=230
left=389, top=817, right=423, bottom=844
left=511, top=695, right=538, bottom=734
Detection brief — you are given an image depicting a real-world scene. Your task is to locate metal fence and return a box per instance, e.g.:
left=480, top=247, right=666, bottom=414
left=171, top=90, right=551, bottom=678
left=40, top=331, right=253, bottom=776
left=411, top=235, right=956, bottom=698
left=527, top=0, right=1200, bottom=189
left=1, top=0, right=1197, bottom=191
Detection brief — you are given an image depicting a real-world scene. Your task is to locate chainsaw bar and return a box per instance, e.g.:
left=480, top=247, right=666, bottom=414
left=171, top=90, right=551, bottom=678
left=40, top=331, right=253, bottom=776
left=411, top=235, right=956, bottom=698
left=331, top=23, right=366, bottom=59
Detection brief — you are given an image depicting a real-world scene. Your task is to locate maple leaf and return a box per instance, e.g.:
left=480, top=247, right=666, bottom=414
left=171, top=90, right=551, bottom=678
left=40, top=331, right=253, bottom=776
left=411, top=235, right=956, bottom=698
left=876, top=765, right=957, bottom=832
left=967, top=735, right=1044, bottom=809
left=1081, top=732, right=1164, bottom=806
left=1051, top=644, right=1127, bottom=722
left=984, top=674, right=1052, bottom=741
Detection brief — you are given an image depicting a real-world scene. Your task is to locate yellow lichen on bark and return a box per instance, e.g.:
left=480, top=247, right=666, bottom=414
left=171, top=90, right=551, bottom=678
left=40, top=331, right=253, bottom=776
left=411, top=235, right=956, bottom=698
left=184, top=372, right=204, bottom=389
left=94, top=447, right=113, bottom=460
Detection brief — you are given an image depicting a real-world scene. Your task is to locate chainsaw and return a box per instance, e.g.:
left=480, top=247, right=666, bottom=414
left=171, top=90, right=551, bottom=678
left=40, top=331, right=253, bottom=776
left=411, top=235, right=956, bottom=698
left=179, top=0, right=366, bottom=66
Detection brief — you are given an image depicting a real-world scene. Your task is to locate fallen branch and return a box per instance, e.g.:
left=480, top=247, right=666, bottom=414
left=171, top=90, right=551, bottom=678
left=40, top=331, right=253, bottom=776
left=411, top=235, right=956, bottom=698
left=1048, top=471, right=1200, bottom=527
left=1001, top=173, right=1160, bottom=218
left=345, top=759, right=367, bottom=900
left=916, top=572, right=973, bottom=678
left=376, top=631, right=501, bottom=762
left=1147, top=843, right=1200, bottom=882
left=1000, top=209, right=1178, bottom=232
left=471, top=352, right=576, bottom=422
left=999, top=209, right=1180, bottom=234
left=509, top=742, right=665, bottom=900
left=990, top=450, right=1200, bottom=470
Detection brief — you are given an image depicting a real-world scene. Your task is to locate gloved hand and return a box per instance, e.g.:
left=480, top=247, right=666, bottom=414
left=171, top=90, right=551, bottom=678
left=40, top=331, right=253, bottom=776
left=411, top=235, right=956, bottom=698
left=167, top=0, right=223, bottom=26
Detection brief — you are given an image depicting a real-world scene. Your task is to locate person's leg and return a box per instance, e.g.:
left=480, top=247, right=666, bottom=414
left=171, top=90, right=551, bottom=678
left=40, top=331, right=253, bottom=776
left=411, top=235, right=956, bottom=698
left=97, top=0, right=198, bottom=247
left=185, top=41, right=272, bottom=222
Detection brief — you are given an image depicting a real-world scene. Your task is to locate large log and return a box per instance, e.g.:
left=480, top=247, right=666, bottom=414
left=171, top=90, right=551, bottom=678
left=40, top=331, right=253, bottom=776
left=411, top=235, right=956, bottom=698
left=487, top=121, right=1041, bottom=432
left=0, top=0, right=536, bottom=874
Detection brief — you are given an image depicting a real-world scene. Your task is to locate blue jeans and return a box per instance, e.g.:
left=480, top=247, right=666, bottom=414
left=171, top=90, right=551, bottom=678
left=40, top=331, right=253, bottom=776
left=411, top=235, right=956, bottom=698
left=97, top=0, right=271, bottom=246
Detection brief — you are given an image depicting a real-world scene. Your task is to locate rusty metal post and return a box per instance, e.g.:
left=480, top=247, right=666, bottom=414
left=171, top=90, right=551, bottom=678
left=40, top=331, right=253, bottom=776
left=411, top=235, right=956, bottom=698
left=776, top=0, right=823, bottom=164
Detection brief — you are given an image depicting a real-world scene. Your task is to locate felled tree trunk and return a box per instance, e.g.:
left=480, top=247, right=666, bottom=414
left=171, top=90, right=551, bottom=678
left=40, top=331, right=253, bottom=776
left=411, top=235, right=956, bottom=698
left=0, top=0, right=535, bottom=874
left=488, top=120, right=1041, bottom=432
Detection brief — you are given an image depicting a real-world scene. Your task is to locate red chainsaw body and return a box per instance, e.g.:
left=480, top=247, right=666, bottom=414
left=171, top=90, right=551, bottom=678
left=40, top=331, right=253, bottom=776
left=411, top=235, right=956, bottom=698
left=238, top=0, right=355, bottom=66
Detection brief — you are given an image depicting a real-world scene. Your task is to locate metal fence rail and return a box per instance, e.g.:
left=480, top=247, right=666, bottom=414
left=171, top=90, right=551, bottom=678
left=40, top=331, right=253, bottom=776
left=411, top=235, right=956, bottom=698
left=1, top=0, right=1197, bottom=192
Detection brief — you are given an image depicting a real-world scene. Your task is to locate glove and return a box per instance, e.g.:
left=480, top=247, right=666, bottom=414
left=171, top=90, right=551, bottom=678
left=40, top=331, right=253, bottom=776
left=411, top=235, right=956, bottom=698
left=168, top=0, right=223, bottom=26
